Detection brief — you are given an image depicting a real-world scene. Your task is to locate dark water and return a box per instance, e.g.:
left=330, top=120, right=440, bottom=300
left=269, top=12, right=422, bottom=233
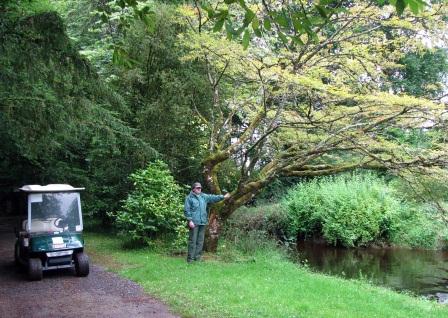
left=293, top=242, right=448, bottom=303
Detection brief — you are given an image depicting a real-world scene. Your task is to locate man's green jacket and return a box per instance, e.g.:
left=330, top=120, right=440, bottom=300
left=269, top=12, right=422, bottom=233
left=184, top=192, right=225, bottom=225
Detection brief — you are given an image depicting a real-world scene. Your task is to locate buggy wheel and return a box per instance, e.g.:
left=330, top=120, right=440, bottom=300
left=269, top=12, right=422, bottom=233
left=74, top=252, right=89, bottom=277
left=28, top=258, right=43, bottom=281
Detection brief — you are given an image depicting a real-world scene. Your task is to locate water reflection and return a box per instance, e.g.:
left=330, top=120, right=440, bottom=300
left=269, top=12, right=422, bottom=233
left=293, top=241, right=448, bottom=303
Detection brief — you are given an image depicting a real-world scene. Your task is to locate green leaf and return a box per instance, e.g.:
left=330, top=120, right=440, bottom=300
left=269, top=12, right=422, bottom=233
left=125, top=0, right=138, bottom=6
left=238, top=0, right=248, bottom=9
left=242, top=29, right=250, bottom=49
left=275, top=12, right=290, bottom=28
left=308, top=16, right=325, bottom=25
left=212, top=9, right=229, bottom=21
left=225, top=21, right=234, bottom=33
left=252, top=18, right=260, bottom=31
left=213, top=18, right=225, bottom=32
left=406, top=0, right=426, bottom=14
left=395, top=0, right=407, bottom=15
left=201, top=4, right=215, bottom=18
left=300, top=18, right=314, bottom=35
left=264, top=18, right=272, bottom=31
left=141, top=6, right=150, bottom=14
left=224, top=0, right=238, bottom=3
left=315, top=5, right=328, bottom=19
left=310, top=31, right=319, bottom=44
left=243, top=9, right=255, bottom=26
left=225, top=22, right=234, bottom=40
left=117, top=0, right=126, bottom=9
left=292, top=36, right=304, bottom=46
left=278, top=31, right=288, bottom=45
left=100, top=13, right=108, bottom=23
left=292, top=17, right=305, bottom=34
left=235, top=26, right=245, bottom=36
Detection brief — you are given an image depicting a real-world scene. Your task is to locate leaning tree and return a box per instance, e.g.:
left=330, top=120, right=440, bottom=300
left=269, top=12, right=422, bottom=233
left=177, top=0, right=448, bottom=250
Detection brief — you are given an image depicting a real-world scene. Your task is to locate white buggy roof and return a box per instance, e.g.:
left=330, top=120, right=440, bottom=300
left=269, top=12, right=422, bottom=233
left=19, top=184, right=85, bottom=193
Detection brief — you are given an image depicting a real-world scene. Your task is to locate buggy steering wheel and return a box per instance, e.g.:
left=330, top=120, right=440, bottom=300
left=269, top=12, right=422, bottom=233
left=53, top=218, right=67, bottom=229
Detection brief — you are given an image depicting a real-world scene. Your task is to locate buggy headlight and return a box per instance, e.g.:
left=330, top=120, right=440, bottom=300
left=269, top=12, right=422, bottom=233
left=68, top=241, right=82, bottom=248
left=46, top=250, right=73, bottom=257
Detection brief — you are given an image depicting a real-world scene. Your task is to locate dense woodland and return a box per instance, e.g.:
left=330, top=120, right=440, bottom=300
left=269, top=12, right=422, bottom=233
left=1, top=0, right=448, bottom=250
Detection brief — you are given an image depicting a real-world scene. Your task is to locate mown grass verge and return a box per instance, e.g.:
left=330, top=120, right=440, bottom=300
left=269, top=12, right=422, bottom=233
left=85, top=232, right=448, bottom=318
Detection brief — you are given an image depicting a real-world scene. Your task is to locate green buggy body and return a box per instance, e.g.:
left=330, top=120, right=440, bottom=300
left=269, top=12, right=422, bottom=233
left=14, top=184, right=89, bottom=280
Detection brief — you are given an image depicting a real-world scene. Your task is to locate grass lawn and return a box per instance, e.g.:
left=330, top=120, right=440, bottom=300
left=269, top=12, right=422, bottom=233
left=85, top=232, right=448, bottom=318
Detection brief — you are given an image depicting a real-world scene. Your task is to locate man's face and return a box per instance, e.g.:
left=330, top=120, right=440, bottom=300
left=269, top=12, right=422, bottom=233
left=193, top=186, right=202, bottom=194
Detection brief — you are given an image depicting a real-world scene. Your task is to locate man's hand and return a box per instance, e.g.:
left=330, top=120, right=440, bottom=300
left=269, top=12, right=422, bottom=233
left=188, top=220, right=195, bottom=229
left=224, top=193, right=231, bottom=200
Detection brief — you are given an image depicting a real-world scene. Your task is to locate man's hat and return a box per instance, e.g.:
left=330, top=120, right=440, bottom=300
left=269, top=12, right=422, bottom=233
left=192, top=182, right=202, bottom=189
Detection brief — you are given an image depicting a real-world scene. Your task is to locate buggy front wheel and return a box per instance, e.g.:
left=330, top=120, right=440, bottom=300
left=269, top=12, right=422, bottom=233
left=74, top=252, right=89, bottom=277
left=28, top=258, right=42, bottom=281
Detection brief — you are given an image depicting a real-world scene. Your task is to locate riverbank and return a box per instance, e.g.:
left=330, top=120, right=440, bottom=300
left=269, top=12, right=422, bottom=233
left=85, top=232, right=448, bottom=318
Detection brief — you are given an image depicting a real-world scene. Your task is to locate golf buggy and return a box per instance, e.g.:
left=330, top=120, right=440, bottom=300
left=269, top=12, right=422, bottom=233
left=14, top=184, right=89, bottom=280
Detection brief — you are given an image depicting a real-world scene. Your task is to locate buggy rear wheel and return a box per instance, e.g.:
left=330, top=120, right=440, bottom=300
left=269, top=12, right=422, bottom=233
left=28, top=258, right=43, bottom=281
left=74, top=252, right=89, bottom=277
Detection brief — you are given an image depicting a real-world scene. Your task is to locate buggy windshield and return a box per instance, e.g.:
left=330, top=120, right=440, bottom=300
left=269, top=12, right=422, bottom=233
left=27, top=192, right=82, bottom=233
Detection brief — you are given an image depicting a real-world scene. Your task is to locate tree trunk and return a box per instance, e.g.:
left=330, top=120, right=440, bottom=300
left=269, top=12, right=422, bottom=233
left=203, top=189, right=263, bottom=252
left=205, top=209, right=221, bottom=252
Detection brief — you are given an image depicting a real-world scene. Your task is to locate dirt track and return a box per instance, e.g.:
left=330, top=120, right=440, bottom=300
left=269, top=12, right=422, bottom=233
left=0, top=218, right=179, bottom=318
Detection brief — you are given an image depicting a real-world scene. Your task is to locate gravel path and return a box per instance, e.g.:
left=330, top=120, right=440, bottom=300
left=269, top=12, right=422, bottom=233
left=0, top=218, right=179, bottom=318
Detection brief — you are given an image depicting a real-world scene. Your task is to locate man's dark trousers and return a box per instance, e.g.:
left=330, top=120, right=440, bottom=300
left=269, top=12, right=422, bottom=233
left=187, top=225, right=206, bottom=262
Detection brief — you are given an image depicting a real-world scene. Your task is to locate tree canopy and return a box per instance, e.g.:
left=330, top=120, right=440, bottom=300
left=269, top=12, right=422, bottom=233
left=0, top=0, right=447, bottom=249
left=177, top=1, right=447, bottom=201
left=0, top=8, right=154, bottom=217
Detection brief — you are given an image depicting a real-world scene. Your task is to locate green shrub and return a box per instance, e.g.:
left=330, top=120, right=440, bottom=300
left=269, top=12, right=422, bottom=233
left=223, top=173, right=447, bottom=251
left=109, top=160, right=187, bottom=249
left=255, top=177, right=301, bottom=203
left=219, top=204, right=290, bottom=261
left=282, top=173, right=401, bottom=247
left=223, top=204, right=291, bottom=243
left=387, top=204, right=446, bottom=249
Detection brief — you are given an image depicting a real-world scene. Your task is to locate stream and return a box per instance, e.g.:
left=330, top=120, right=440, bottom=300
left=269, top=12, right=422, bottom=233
left=293, top=241, right=448, bottom=303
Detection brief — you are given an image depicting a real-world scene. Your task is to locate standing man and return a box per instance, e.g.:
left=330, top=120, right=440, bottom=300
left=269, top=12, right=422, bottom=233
left=184, top=182, right=229, bottom=262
